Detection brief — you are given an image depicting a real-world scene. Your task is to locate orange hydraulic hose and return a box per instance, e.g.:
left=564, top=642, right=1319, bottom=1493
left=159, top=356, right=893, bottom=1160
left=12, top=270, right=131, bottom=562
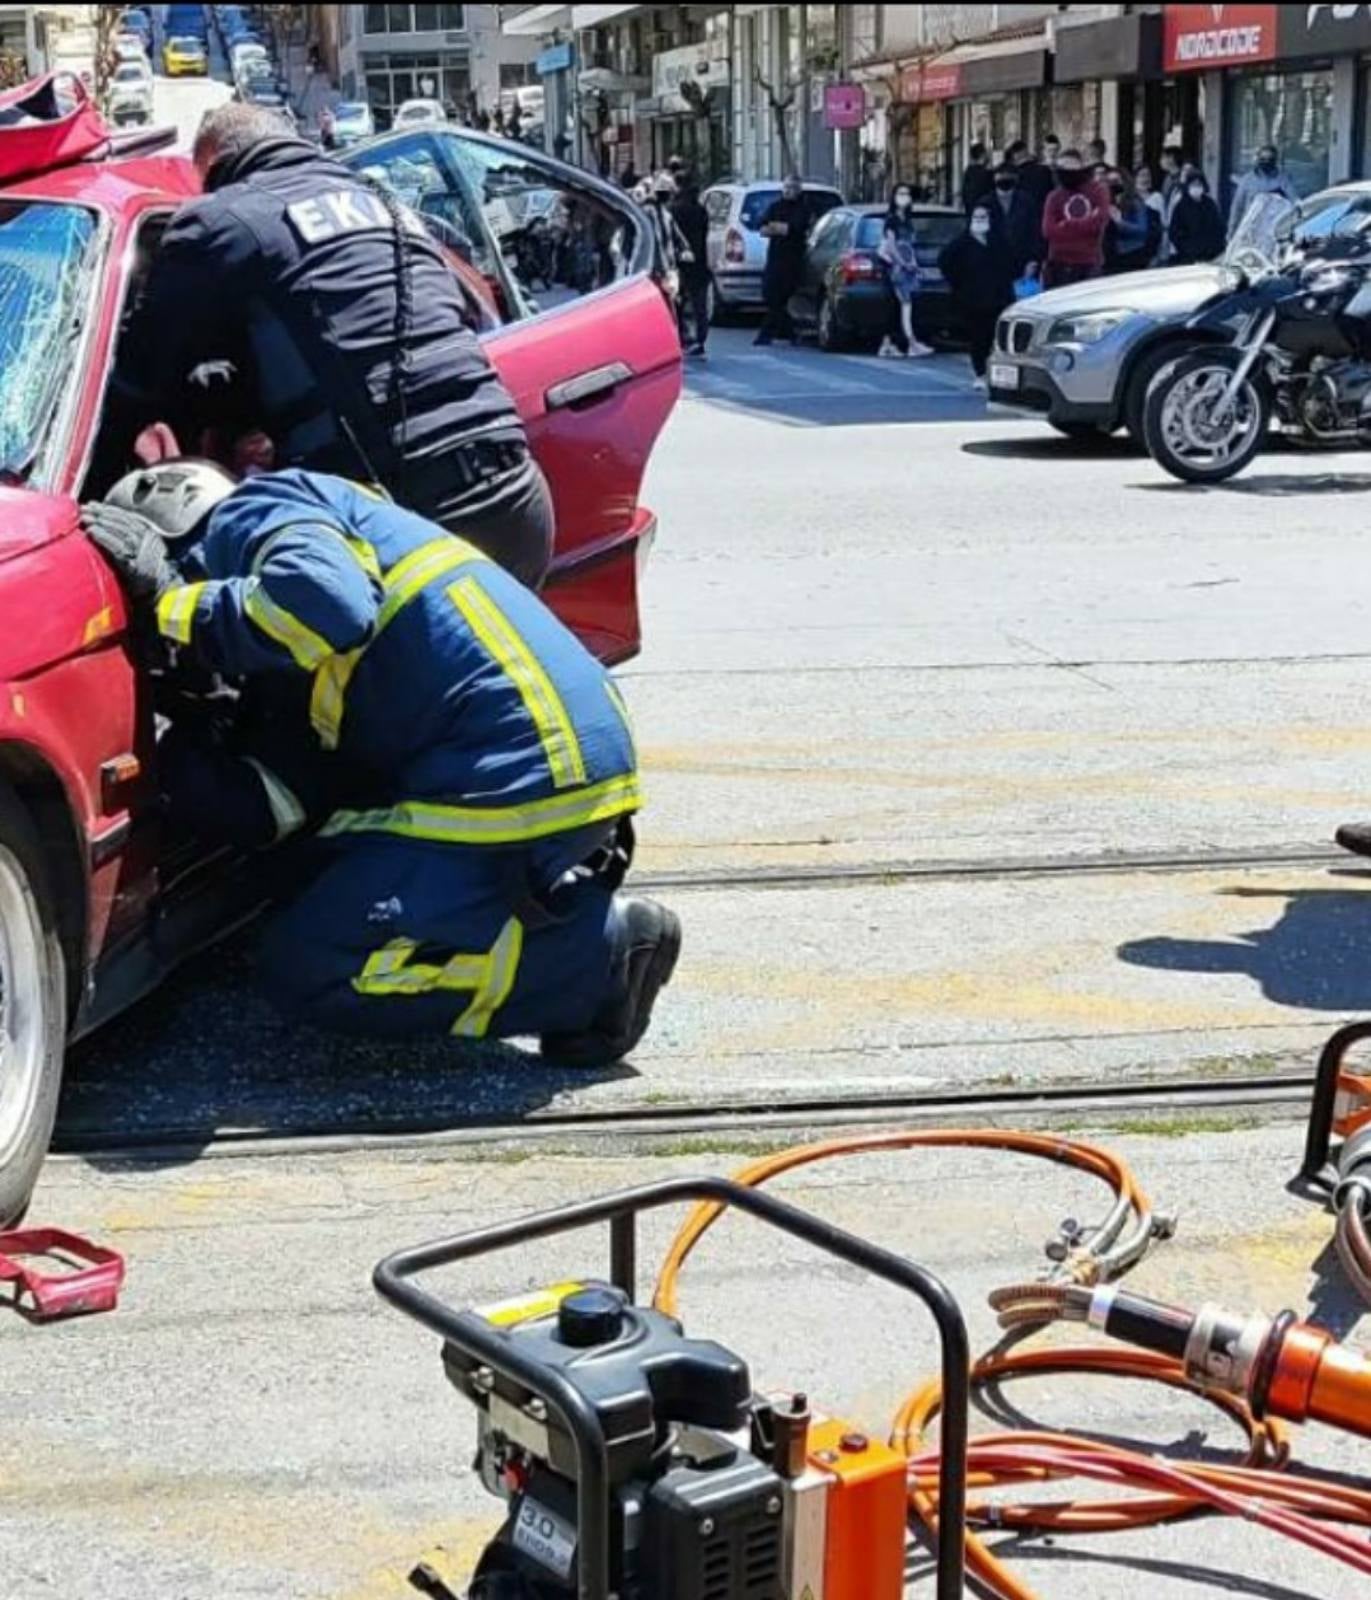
left=652, top=1130, right=1371, bottom=1600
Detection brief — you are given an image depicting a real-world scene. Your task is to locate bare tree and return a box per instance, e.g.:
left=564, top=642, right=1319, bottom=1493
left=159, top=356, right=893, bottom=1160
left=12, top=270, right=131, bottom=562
left=753, top=68, right=801, bottom=176
left=94, top=3, right=124, bottom=105
left=869, top=42, right=967, bottom=194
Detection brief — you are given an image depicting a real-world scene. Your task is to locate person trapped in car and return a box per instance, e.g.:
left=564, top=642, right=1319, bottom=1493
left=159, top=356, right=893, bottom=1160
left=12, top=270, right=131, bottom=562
left=109, top=103, right=554, bottom=589
left=83, top=461, right=681, bottom=1061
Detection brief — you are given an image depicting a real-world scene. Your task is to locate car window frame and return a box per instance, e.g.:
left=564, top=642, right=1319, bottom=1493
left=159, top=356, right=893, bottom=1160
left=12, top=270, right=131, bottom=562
left=424, top=129, right=655, bottom=326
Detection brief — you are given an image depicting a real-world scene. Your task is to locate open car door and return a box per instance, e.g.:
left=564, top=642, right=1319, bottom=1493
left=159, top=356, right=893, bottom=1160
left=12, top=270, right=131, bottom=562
left=342, top=130, right=682, bottom=663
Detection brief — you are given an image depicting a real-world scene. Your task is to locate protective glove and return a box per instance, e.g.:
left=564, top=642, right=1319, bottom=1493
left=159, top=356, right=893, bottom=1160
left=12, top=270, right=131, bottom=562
left=81, top=501, right=177, bottom=607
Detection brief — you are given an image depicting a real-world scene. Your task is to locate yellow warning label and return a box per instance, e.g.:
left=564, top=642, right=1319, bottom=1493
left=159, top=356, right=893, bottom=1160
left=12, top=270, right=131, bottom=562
left=476, top=1281, right=585, bottom=1327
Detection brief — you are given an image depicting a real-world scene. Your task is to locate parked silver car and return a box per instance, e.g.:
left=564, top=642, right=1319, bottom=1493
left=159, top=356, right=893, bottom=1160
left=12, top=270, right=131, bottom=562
left=702, top=179, right=843, bottom=321
left=988, top=181, right=1371, bottom=442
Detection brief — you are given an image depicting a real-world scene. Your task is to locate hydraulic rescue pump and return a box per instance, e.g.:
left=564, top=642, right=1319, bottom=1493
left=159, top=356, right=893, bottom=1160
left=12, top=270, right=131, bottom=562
left=373, top=1176, right=971, bottom=1600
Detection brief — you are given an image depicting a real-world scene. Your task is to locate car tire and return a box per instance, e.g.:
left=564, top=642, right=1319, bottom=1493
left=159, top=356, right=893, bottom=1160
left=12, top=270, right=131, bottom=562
left=0, top=782, right=66, bottom=1226
left=816, top=292, right=846, bottom=353
left=1123, top=342, right=1190, bottom=447
left=1143, top=346, right=1271, bottom=485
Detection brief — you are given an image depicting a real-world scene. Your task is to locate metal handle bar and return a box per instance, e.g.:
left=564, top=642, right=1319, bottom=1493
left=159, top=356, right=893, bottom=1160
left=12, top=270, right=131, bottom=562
left=375, top=1175, right=970, bottom=1600
left=1302, top=1021, right=1371, bottom=1180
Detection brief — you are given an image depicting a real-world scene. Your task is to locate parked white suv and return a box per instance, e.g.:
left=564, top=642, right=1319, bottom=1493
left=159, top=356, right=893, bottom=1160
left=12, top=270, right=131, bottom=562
left=702, top=180, right=843, bottom=321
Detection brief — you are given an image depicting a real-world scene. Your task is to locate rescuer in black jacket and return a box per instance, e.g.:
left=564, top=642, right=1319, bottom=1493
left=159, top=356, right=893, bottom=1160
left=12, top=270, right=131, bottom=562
left=113, top=104, right=554, bottom=587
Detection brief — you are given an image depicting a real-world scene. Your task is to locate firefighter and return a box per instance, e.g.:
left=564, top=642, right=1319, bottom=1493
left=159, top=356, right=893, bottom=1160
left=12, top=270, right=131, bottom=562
left=111, top=102, right=553, bottom=588
left=84, top=462, right=680, bottom=1061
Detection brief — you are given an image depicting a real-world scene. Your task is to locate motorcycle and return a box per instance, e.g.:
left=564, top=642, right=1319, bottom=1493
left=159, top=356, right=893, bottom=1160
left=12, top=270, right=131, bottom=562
left=1144, top=195, right=1371, bottom=484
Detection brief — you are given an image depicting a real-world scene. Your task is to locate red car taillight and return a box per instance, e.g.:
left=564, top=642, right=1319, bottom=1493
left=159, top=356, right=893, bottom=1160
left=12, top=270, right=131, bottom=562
left=724, top=227, right=746, bottom=264
left=839, top=252, right=880, bottom=284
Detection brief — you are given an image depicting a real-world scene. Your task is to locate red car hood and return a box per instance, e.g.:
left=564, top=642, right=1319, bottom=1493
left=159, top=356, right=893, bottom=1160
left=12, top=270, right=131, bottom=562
left=0, top=486, right=79, bottom=563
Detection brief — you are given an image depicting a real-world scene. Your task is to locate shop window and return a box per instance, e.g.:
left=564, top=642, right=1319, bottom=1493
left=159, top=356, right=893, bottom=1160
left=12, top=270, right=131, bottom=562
left=387, top=4, right=410, bottom=34
left=364, top=4, right=386, bottom=35
left=1228, top=71, right=1332, bottom=199
left=441, top=4, right=465, bottom=28
left=415, top=3, right=439, bottom=29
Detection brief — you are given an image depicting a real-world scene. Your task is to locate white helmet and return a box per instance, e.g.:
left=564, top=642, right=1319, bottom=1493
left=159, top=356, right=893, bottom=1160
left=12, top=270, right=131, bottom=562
left=105, top=460, right=237, bottom=543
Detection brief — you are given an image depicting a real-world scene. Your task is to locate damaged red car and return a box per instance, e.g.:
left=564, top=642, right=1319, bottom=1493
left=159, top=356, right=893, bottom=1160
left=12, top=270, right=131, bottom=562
left=0, top=115, right=680, bottom=1219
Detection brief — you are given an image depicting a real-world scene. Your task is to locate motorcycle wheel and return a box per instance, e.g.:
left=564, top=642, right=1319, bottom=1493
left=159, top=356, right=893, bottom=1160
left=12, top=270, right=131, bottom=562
left=1143, top=346, right=1271, bottom=485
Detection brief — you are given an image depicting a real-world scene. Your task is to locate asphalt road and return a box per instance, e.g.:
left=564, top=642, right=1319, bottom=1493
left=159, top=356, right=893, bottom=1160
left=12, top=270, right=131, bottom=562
left=55, top=327, right=1371, bottom=1146
left=14, top=201, right=1371, bottom=1598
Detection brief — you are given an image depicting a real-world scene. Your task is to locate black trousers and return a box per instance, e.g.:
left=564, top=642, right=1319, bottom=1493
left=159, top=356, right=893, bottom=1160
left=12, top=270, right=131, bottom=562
left=757, top=275, right=798, bottom=341
left=679, top=270, right=710, bottom=349
left=963, top=307, right=999, bottom=377
left=416, top=451, right=556, bottom=591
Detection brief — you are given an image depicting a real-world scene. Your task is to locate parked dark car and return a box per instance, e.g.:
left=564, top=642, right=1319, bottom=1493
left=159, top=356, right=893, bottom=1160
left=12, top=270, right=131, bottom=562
left=789, top=203, right=966, bottom=351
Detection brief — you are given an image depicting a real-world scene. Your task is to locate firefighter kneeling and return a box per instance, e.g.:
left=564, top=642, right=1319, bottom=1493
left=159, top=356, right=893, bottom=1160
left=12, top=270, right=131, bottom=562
left=85, top=463, right=680, bottom=1061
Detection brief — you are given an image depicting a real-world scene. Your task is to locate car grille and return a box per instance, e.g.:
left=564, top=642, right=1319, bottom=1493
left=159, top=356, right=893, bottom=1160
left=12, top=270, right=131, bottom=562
left=997, top=318, right=1035, bottom=354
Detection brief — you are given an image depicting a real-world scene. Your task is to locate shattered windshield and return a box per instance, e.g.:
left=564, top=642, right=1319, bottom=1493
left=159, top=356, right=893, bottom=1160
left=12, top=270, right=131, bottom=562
left=0, top=203, right=98, bottom=481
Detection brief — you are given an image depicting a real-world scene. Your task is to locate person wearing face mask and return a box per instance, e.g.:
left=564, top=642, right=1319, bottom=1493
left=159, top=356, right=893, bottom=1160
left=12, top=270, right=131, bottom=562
left=1005, top=136, right=1052, bottom=211
left=939, top=203, right=1015, bottom=393
left=1168, top=170, right=1225, bottom=265
left=754, top=173, right=808, bottom=347
left=990, top=161, right=1041, bottom=277
left=1104, top=169, right=1161, bottom=275
left=877, top=184, right=934, bottom=358
left=1041, top=148, right=1110, bottom=288
left=1229, top=144, right=1299, bottom=238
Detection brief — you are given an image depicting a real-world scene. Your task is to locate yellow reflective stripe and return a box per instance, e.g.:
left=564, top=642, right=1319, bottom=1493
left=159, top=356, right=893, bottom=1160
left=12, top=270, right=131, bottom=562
left=351, top=917, right=525, bottom=1039
left=347, top=478, right=392, bottom=503
left=448, top=574, right=586, bottom=790
left=155, top=582, right=206, bottom=645
left=322, top=773, right=642, bottom=847
left=243, top=757, right=306, bottom=841
left=244, top=582, right=333, bottom=670
left=454, top=918, right=524, bottom=1038
left=378, top=537, right=484, bottom=627
left=309, top=535, right=485, bottom=749
left=605, top=679, right=636, bottom=762
left=343, top=535, right=382, bottom=583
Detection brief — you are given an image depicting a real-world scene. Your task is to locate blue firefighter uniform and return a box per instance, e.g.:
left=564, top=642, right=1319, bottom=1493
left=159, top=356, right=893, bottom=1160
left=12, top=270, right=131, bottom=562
left=154, top=470, right=639, bottom=1040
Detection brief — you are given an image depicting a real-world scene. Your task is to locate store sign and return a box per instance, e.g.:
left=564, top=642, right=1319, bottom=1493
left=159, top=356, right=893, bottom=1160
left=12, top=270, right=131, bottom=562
left=899, top=61, right=963, bottom=102
left=536, top=41, right=574, bottom=77
left=651, top=42, right=722, bottom=113
left=1278, top=4, right=1371, bottom=58
left=1163, top=5, right=1278, bottom=72
left=823, top=83, right=866, bottom=130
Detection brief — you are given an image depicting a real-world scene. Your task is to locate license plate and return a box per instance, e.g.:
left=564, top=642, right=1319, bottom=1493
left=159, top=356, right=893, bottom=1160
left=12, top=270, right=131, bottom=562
left=989, top=363, right=1019, bottom=390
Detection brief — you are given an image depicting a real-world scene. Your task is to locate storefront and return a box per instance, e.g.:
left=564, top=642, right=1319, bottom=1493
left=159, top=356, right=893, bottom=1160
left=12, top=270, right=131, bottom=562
left=952, top=44, right=1051, bottom=193
left=1054, top=10, right=1191, bottom=172
left=642, top=36, right=730, bottom=182
left=1163, top=3, right=1371, bottom=204
left=895, top=60, right=960, bottom=201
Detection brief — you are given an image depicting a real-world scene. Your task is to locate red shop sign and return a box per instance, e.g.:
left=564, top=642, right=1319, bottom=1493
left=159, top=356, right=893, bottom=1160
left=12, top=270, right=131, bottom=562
left=899, top=61, right=963, bottom=102
left=1163, top=4, right=1279, bottom=73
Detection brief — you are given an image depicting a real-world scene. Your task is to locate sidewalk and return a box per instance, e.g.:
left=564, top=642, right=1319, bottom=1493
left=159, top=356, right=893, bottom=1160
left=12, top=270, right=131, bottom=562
left=4, top=1115, right=1367, bottom=1597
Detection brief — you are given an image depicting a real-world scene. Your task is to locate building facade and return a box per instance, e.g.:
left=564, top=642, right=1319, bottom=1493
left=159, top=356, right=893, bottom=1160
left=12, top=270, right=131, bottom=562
left=337, top=3, right=539, bottom=126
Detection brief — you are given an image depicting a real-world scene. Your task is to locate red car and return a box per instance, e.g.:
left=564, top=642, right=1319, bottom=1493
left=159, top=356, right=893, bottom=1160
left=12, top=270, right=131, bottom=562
left=0, top=124, right=681, bottom=1220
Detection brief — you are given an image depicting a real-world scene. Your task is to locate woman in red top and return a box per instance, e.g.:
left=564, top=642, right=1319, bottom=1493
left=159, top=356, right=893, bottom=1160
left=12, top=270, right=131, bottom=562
left=1041, top=148, right=1111, bottom=289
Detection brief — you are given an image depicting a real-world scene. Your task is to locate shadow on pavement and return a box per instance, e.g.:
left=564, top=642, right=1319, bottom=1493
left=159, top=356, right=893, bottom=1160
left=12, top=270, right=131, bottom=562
left=918, top=1543, right=1331, bottom=1600
left=57, top=933, right=634, bottom=1172
left=962, top=432, right=1139, bottom=461
left=1117, top=876, right=1371, bottom=1012
left=1138, top=471, right=1371, bottom=497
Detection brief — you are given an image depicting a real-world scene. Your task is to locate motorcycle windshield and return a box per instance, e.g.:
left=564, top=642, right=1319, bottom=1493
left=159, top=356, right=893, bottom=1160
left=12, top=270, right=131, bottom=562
left=1223, top=192, right=1299, bottom=279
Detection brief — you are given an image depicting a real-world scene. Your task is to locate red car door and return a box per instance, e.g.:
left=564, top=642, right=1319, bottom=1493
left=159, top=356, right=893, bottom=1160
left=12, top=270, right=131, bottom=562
left=343, top=130, right=681, bottom=662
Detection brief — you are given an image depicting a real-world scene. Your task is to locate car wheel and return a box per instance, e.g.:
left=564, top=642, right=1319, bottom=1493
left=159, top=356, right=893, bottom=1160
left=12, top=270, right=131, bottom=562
left=1143, top=347, right=1271, bottom=485
left=816, top=292, right=846, bottom=353
left=0, top=783, right=66, bottom=1225
left=1123, top=343, right=1190, bottom=447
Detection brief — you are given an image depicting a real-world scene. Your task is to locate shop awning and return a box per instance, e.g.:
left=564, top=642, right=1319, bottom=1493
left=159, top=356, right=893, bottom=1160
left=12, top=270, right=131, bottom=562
left=501, top=5, right=571, bottom=37
left=1055, top=12, right=1162, bottom=85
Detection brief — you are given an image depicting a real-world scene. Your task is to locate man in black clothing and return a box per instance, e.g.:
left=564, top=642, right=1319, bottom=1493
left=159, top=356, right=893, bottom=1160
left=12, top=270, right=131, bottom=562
left=671, top=180, right=711, bottom=357
left=754, top=174, right=807, bottom=347
left=1006, top=138, right=1052, bottom=212
left=990, top=162, right=1042, bottom=276
left=960, top=141, right=994, bottom=213
left=112, top=103, right=554, bottom=587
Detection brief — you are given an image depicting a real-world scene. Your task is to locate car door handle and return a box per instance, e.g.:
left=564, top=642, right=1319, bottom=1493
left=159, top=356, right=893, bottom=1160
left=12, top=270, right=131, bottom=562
left=545, top=362, right=632, bottom=411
